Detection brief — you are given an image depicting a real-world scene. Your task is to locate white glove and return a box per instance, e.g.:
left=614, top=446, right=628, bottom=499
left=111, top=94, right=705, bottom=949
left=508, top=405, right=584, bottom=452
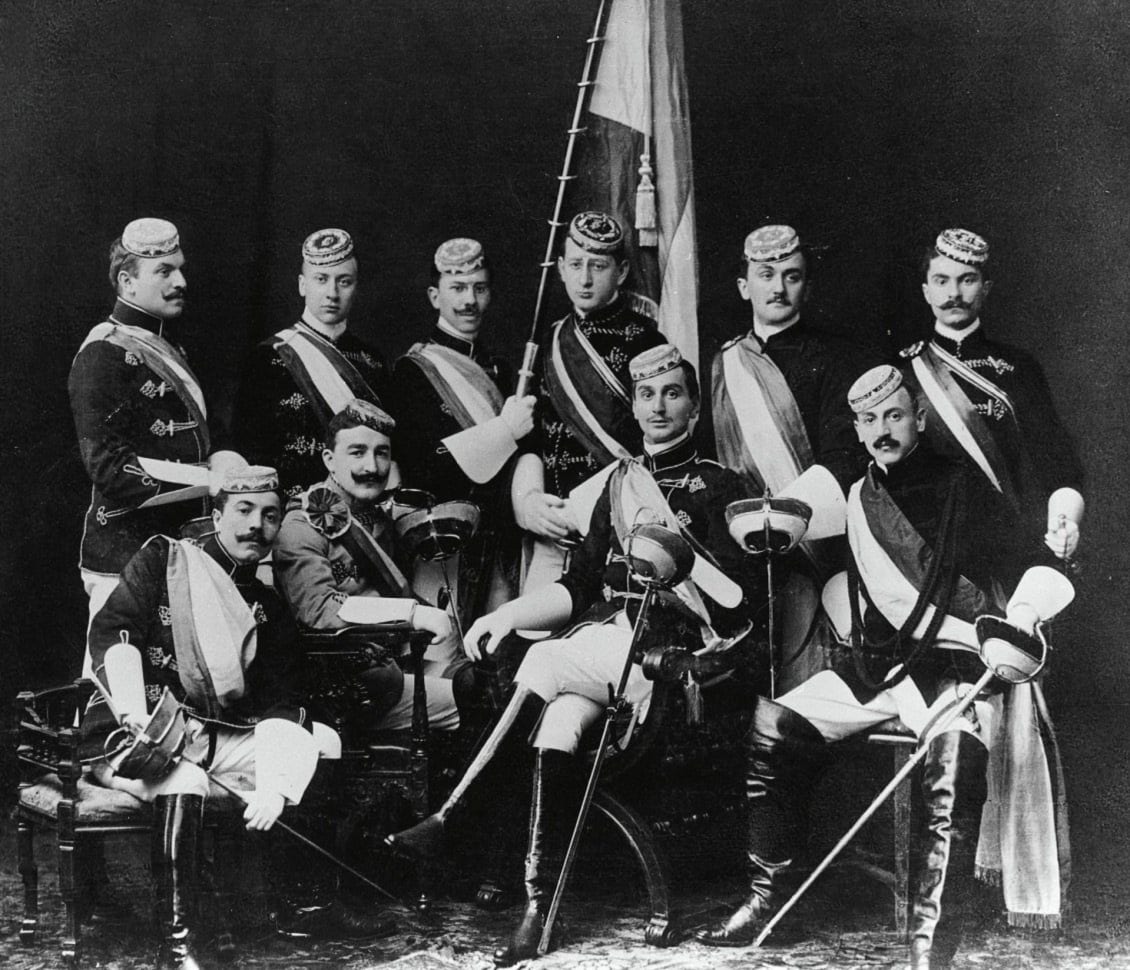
left=412, top=604, right=452, bottom=644
left=463, top=606, right=517, bottom=662
left=1044, top=519, right=1080, bottom=560
left=517, top=490, right=576, bottom=541
left=242, top=790, right=286, bottom=831
left=499, top=394, right=537, bottom=441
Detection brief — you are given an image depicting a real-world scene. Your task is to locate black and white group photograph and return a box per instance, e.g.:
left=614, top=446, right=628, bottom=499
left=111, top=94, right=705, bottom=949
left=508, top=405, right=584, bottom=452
left=1, top=1, right=1127, bottom=968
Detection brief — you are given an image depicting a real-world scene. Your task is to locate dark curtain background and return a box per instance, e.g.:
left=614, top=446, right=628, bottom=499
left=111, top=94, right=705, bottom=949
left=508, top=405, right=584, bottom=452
left=2, top=0, right=1127, bottom=907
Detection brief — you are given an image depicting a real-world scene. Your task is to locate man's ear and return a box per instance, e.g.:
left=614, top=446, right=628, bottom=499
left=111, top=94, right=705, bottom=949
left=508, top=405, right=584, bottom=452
left=616, top=259, right=630, bottom=286
left=853, top=418, right=866, bottom=444
left=427, top=286, right=440, bottom=310
left=737, top=276, right=750, bottom=302
left=982, top=279, right=993, bottom=299
left=322, top=447, right=334, bottom=475
left=915, top=406, right=927, bottom=432
left=211, top=507, right=223, bottom=530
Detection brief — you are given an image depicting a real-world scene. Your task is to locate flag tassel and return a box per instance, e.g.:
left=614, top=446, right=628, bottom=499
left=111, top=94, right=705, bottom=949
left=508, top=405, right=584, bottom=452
left=635, top=152, right=658, bottom=248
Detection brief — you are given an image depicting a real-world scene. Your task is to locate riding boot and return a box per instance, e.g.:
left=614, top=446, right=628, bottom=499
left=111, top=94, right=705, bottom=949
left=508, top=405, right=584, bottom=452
left=152, top=794, right=207, bottom=970
left=493, top=749, right=580, bottom=967
left=386, top=686, right=545, bottom=860
left=697, top=699, right=826, bottom=946
left=909, top=730, right=989, bottom=970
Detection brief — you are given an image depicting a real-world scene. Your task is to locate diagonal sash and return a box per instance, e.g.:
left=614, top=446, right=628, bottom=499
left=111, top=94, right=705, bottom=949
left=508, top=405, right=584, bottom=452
left=544, top=319, right=638, bottom=465
left=911, top=343, right=1020, bottom=511
left=167, top=539, right=257, bottom=718
left=83, top=323, right=210, bottom=450
left=846, top=472, right=992, bottom=652
left=405, top=342, right=502, bottom=430
left=271, top=324, right=378, bottom=427
left=341, top=520, right=413, bottom=598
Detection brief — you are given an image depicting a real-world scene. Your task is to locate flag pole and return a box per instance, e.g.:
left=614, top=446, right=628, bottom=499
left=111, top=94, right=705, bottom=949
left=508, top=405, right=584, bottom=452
left=515, top=0, right=611, bottom=398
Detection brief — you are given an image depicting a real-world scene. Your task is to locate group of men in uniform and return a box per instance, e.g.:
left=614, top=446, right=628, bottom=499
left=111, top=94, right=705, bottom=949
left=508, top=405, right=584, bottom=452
left=65, top=210, right=1083, bottom=970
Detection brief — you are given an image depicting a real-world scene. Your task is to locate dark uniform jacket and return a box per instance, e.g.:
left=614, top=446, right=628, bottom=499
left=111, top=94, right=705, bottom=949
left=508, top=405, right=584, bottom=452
left=557, top=436, right=760, bottom=641
left=848, top=443, right=1054, bottom=701
left=69, top=299, right=220, bottom=575
left=534, top=294, right=663, bottom=498
left=234, top=321, right=390, bottom=496
left=84, top=533, right=307, bottom=744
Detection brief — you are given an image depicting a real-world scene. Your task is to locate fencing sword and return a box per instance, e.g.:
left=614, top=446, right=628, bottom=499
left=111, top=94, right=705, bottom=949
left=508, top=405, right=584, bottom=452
left=752, top=665, right=996, bottom=948
left=514, top=0, right=610, bottom=398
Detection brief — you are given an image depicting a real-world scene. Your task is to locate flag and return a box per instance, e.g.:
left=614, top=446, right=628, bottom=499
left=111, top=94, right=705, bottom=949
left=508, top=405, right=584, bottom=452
left=569, top=0, right=700, bottom=370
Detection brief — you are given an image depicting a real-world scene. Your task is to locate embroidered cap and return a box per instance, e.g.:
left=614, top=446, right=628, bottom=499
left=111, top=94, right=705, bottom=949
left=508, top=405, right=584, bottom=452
left=567, top=211, right=624, bottom=255
left=935, top=228, right=989, bottom=267
left=220, top=465, right=279, bottom=494
left=743, top=224, right=801, bottom=263
left=848, top=365, right=904, bottom=414
left=435, top=237, right=486, bottom=275
left=121, top=218, right=180, bottom=258
left=302, top=228, right=355, bottom=267
left=340, top=397, right=396, bottom=434
left=630, top=343, right=683, bottom=383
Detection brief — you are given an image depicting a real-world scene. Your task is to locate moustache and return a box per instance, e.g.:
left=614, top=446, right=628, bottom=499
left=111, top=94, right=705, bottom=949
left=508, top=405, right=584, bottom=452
left=872, top=435, right=898, bottom=450
left=941, top=299, right=970, bottom=310
left=166, top=289, right=186, bottom=300
left=352, top=473, right=385, bottom=485
left=236, top=530, right=266, bottom=544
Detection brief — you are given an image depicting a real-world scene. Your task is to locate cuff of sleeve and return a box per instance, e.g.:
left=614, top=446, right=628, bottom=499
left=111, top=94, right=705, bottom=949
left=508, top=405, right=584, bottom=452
left=253, top=718, right=321, bottom=805
left=442, top=416, right=519, bottom=485
left=337, top=596, right=417, bottom=625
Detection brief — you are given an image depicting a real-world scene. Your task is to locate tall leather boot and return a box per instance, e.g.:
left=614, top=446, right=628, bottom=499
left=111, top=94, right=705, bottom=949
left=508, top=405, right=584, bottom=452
left=386, top=686, right=545, bottom=860
left=697, top=699, right=826, bottom=946
left=493, top=749, right=580, bottom=967
left=909, top=730, right=988, bottom=970
left=152, top=794, right=207, bottom=970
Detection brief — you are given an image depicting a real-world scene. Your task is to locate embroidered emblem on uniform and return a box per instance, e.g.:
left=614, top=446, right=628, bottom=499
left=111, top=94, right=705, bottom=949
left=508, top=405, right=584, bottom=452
left=252, top=602, right=268, bottom=625
left=688, top=476, right=706, bottom=493
left=440, top=403, right=453, bottom=417
left=899, top=341, right=925, bottom=359
left=966, top=355, right=1014, bottom=375
left=147, top=645, right=166, bottom=666
left=96, top=506, right=108, bottom=525
left=284, top=435, right=321, bottom=456
left=146, top=684, right=162, bottom=703
left=124, top=351, right=142, bottom=366
left=676, top=509, right=692, bottom=527
left=158, top=605, right=172, bottom=626
left=607, top=347, right=628, bottom=371
left=150, top=419, right=175, bottom=437
left=331, top=559, right=356, bottom=585
left=624, top=323, right=645, bottom=338
left=281, top=392, right=307, bottom=410
left=974, top=400, right=1008, bottom=421
left=602, top=583, right=614, bottom=602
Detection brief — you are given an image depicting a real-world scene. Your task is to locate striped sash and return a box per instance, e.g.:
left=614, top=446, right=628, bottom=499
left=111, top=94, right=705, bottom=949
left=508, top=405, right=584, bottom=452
left=270, top=324, right=378, bottom=427
left=404, top=342, right=502, bottom=430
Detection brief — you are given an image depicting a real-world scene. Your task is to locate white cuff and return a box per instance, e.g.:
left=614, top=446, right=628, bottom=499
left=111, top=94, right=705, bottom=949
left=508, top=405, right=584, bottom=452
left=337, top=595, right=417, bottom=625
left=103, top=642, right=148, bottom=721
left=254, top=718, right=320, bottom=805
left=442, top=415, right=519, bottom=485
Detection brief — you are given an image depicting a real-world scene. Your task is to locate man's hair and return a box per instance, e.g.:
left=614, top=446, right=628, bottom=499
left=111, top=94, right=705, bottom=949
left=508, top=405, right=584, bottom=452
left=635, top=360, right=700, bottom=403
left=213, top=488, right=280, bottom=512
left=429, top=260, right=490, bottom=288
left=324, top=407, right=390, bottom=451
left=920, top=246, right=990, bottom=280
left=739, top=247, right=811, bottom=281
left=108, top=237, right=141, bottom=292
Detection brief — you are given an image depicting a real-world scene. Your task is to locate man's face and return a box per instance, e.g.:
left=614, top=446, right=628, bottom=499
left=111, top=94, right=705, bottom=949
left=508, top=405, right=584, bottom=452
left=212, top=491, right=282, bottom=564
left=120, top=251, right=187, bottom=320
left=299, top=256, right=359, bottom=327
left=557, top=238, right=629, bottom=314
left=922, top=254, right=992, bottom=329
left=323, top=425, right=392, bottom=503
left=854, top=386, right=925, bottom=468
left=428, top=268, right=492, bottom=337
left=737, top=251, right=807, bottom=328
left=632, top=367, right=699, bottom=447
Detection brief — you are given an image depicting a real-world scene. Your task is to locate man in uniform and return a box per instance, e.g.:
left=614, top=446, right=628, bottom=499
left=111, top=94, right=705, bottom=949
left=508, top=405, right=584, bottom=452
left=274, top=399, right=474, bottom=732
left=83, top=465, right=345, bottom=969
left=697, top=365, right=1071, bottom=969
left=391, top=238, right=535, bottom=630
left=512, top=211, right=665, bottom=593
left=388, top=345, right=760, bottom=965
left=711, top=223, right=876, bottom=691
left=235, top=228, right=392, bottom=496
left=69, top=217, right=247, bottom=655
left=902, top=228, right=1084, bottom=558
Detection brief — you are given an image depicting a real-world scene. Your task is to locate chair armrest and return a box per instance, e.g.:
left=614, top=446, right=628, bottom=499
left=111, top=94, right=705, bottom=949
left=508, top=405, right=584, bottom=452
left=640, top=645, right=742, bottom=684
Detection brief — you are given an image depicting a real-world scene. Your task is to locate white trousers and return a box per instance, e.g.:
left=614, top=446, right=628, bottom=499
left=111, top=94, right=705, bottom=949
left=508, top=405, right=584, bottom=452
left=377, top=674, right=460, bottom=732
left=514, top=614, right=653, bottom=754
left=778, top=667, right=992, bottom=745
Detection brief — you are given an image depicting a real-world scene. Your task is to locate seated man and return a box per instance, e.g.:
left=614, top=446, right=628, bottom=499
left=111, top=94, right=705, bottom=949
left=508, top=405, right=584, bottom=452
left=386, top=344, right=760, bottom=965
left=82, top=466, right=353, bottom=969
left=273, top=399, right=472, bottom=734
left=697, top=365, right=1071, bottom=970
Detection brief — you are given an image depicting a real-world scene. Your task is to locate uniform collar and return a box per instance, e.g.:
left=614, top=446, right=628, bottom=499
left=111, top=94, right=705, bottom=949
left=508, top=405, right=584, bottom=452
left=301, top=307, right=348, bottom=342
left=751, top=314, right=802, bottom=346
left=869, top=440, right=929, bottom=486
left=932, top=319, right=982, bottom=357
left=110, top=297, right=169, bottom=337
left=432, top=321, right=478, bottom=357
left=203, top=534, right=259, bottom=584
left=572, top=292, right=628, bottom=327
left=746, top=317, right=806, bottom=351
left=642, top=433, right=696, bottom=472
left=323, top=474, right=385, bottom=526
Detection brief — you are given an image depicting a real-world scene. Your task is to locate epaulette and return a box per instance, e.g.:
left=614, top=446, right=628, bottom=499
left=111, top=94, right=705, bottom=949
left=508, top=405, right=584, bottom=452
left=898, top=340, right=926, bottom=360
left=720, top=333, right=746, bottom=353
left=626, top=290, right=659, bottom=322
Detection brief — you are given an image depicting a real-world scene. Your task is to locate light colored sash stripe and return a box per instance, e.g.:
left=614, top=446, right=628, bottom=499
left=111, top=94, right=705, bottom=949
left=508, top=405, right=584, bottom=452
left=413, top=344, right=501, bottom=426
left=549, top=323, right=633, bottom=462
left=277, top=328, right=356, bottom=414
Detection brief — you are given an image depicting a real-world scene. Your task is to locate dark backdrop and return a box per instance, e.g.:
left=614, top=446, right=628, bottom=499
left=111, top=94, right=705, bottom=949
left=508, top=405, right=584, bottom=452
left=2, top=0, right=1128, bottom=909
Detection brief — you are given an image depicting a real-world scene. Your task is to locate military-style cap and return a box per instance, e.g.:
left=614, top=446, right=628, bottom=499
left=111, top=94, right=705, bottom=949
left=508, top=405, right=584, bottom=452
left=743, top=224, right=800, bottom=263
left=848, top=365, right=903, bottom=414
left=220, top=465, right=279, bottom=494
left=567, top=211, right=624, bottom=254
left=340, top=398, right=396, bottom=434
left=935, top=228, right=989, bottom=267
left=435, top=237, right=486, bottom=275
left=630, top=343, right=683, bottom=383
left=302, top=228, right=355, bottom=267
left=121, top=218, right=180, bottom=258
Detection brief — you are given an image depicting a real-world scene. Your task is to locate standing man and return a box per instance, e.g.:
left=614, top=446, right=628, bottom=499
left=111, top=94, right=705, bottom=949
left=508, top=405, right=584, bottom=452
left=903, top=228, right=1084, bottom=557
left=69, top=217, right=246, bottom=668
left=83, top=465, right=344, bottom=969
left=235, top=228, right=392, bottom=496
left=697, top=365, right=1071, bottom=969
left=711, top=224, right=875, bottom=690
left=391, top=238, right=535, bottom=628
left=512, top=211, right=664, bottom=593
left=388, top=345, right=760, bottom=965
